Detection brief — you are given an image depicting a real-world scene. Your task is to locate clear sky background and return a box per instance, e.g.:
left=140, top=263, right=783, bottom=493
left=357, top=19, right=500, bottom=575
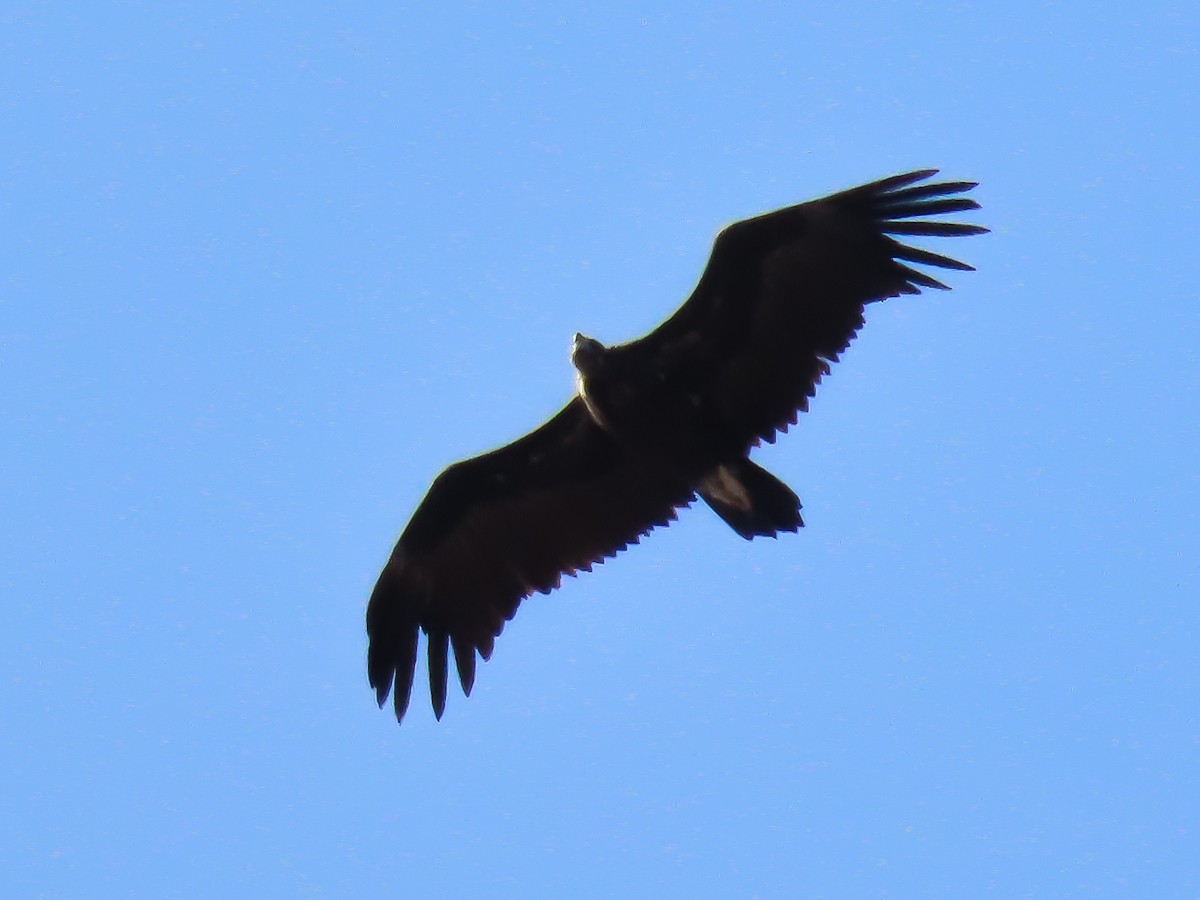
left=3, top=3, right=1198, bottom=897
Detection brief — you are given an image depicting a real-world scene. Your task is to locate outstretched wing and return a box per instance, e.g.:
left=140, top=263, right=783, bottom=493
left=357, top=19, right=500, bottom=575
left=613, top=169, right=987, bottom=449
left=367, top=399, right=694, bottom=722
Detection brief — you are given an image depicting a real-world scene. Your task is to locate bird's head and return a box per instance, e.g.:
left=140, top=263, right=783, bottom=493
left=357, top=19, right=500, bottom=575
left=570, top=332, right=608, bottom=380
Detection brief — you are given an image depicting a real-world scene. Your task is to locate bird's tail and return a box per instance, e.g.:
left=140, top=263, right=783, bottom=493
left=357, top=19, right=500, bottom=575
left=697, top=459, right=803, bottom=540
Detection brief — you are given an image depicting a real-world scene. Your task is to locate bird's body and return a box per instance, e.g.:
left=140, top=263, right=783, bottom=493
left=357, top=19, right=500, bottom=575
left=367, top=169, right=987, bottom=722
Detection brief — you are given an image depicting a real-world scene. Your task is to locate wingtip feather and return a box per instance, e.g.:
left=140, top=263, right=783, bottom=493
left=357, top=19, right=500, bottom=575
left=452, top=633, right=477, bottom=697
left=882, top=221, right=989, bottom=237
left=428, top=629, right=449, bottom=720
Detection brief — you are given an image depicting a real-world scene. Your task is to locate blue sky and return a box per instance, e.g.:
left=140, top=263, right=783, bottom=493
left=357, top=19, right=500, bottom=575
left=3, top=2, right=1198, bottom=896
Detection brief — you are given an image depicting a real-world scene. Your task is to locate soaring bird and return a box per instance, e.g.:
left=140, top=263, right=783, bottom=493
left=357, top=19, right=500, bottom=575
left=367, top=169, right=986, bottom=722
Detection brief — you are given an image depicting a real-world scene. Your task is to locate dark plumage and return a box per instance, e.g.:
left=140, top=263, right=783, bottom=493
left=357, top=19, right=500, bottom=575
left=367, top=169, right=987, bottom=722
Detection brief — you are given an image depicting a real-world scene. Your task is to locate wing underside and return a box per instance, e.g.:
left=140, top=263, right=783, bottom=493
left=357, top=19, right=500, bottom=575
left=617, top=169, right=987, bottom=450
left=367, top=401, right=695, bottom=721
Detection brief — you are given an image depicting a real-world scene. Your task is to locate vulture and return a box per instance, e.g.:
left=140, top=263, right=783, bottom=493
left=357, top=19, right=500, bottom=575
left=367, top=169, right=986, bottom=723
